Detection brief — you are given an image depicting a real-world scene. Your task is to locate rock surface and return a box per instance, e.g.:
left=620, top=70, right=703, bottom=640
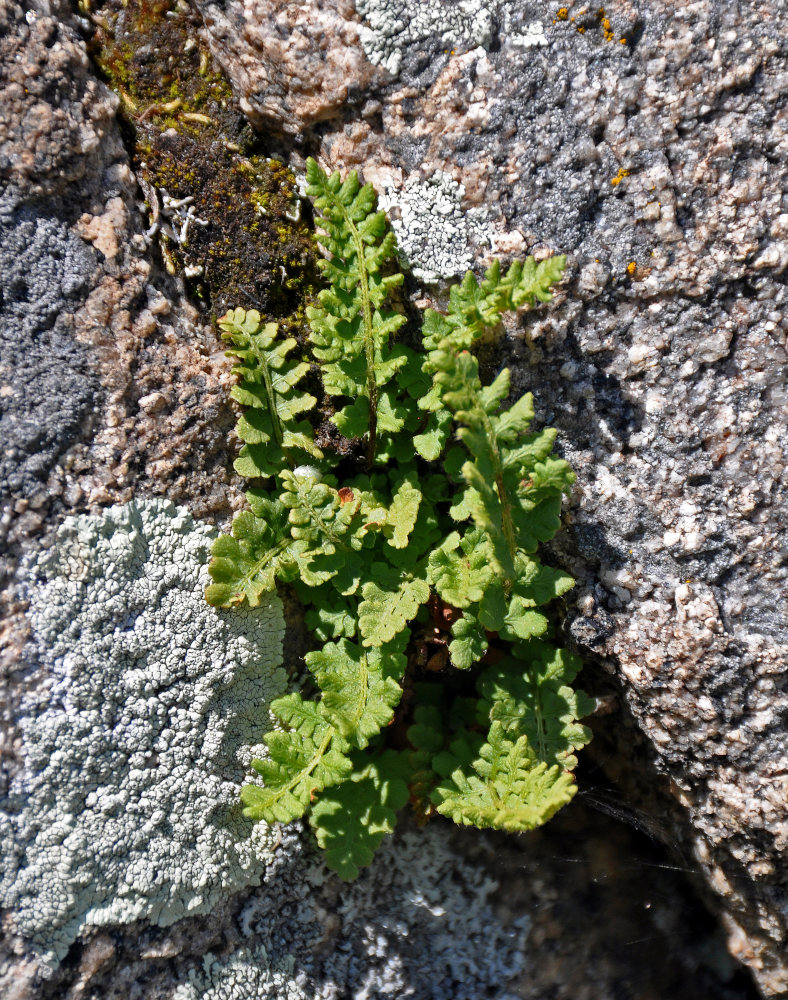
left=0, top=0, right=783, bottom=998
left=2, top=501, right=286, bottom=966
left=0, top=0, right=245, bottom=561
left=195, top=0, right=788, bottom=993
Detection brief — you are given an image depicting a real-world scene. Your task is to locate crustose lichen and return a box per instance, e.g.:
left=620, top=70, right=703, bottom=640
left=0, top=499, right=286, bottom=965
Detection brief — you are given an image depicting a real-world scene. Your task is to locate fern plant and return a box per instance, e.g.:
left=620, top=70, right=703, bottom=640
left=207, top=158, right=592, bottom=878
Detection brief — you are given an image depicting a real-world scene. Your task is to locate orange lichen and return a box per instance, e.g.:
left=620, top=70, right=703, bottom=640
left=561, top=5, right=622, bottom=40
left=595, top=7, right=615, bottom=41
left=611, top=168, right=630, bottom=187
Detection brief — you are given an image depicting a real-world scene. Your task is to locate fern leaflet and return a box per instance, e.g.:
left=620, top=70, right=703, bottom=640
left=309, top=751, right=411, bottom=880
left=205, top=496, right=296, bottom=608
left=431, top=721, right=577, bottom=831
left=478, top=642, right=594, bottom=770
left=219, top=308, right=321, bottom=478
left=306, top=636, right=407, bottom=748
left=241, top=695, right=352, bottom=824
left=306, top=158, right=421, bottom=464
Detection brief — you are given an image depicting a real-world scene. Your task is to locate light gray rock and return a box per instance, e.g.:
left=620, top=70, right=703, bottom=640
left=1, top=501, right=286, bottom=965
left=0, top=0, right=782, bottom=997
left=195, top=0, right=788, bottom=993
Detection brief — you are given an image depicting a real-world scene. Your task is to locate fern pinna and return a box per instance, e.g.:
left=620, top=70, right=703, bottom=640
left=207, top=158, right=591, bottom=879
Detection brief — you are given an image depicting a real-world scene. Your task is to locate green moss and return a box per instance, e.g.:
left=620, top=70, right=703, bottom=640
left=86, top=0, right=319, bottom=320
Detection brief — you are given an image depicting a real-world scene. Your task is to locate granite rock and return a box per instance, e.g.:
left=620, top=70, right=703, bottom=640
left=1, top=3, right=266, bottom=992
left=197, top=0, right=383, bottom=135
left=0, top=0, right=784, bottom=997
left=193, top=0, right=788, bottom=993
left=0, top=0, right=243, bottom=568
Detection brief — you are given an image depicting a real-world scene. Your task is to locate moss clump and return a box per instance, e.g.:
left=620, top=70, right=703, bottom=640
left=87, top=0, right=319, bottom=319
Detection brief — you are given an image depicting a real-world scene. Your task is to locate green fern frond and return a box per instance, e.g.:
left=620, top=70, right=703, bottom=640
left=412, top=408, right=453, bottom=462
left=477, top=643, right=594, bottom=770
left=209, top=163, right=585, bottom=874
left=241, top=694, right=352, bottom=824
left=305, top=636, right=407, bottom=748
left=448, top=612, right=489, bottom=669
left=205, top=497, right=296, bottom=607
left=432, top=343, right=575, bottom=587
left=510, top=456, right=577, bottom=552
left=512, top=555, right=575, bottom=607
left=431, top=721, right=576, bottom=831
left=278, top=467, right=367, bottom=587
left=309, top=751, right=411, bottom=879
left=381, top=477, right=422, bottom=549
left=430, top=346, right=522, bottom=587
left=422, top=257, right=567, bottom=355
left=305, top=158, right=421, bottom=463
left=406, top=700, right=446, bottom=756
left=428, top=527, right=495, bottom=608
left=218, top=308, right=322, bottom=478
left=414, top=256, right=566, bottom=461
left=358, top=569, right=430, bottom=646
left=475, top=581, right=548, bottom=644
left=301, top=587, right=358, bottom=640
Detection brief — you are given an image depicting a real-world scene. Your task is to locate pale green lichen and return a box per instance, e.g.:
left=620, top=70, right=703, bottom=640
left=0, top=500, right=286, bottom=965
left=172, top=947, right=305, bottom=1000
left=355, top=0, right=493, bottom=75
left=377, top=170, right=492, bottom=281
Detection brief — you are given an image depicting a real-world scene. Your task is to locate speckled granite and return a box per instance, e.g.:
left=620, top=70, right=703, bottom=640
left=0, top=0, right=245, bottom=562
left=194, top=0, right=788, bottom=993
left=3, top=810, right=759, bottom=1000
left=0, top=0, right=784, bottom=996
left=0, top=3, right=245, bottom=896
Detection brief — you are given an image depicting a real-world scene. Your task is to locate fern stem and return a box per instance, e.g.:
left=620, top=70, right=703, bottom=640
left=250, top=339, right=288, bottom=457
left=341, top=210, right=378, bottom=467
left=348, top=649, right=371, bottom=734
left=473, top=394, right=517, bottom=593
left=526, top=663, right=549, bottom=763
left=493, top=463, right=518, bottom=595
left=271, top=727, right=335, bottom=808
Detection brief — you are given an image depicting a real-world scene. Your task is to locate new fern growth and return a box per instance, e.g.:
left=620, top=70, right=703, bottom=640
left=207, top=159, right=592, bottom=879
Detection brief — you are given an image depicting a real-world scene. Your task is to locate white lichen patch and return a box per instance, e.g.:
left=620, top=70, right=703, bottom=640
left=509, top=20, right=547, bottom=48
left=379, top=172, right=491, bottom=282
left=233, top=824, right=531, bottom=999
left=356, top=0, right=493, bottom=76
left=0, top=500, right=286, bottom=965
left=173, top=948, right=306, bottom=1000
